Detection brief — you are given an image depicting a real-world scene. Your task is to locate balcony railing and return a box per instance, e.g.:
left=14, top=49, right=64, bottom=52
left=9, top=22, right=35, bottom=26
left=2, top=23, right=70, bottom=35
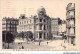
left=68, top=34, right=75, bottom=37
left=66, top=34, right=75, bottom=37
left=35, top=30, right=43, bottom=32
left=36, top=21, right=43, bottom=24
left=67, top=7, right=75, bottom=11
left=67, top=15, right=75, bottom=19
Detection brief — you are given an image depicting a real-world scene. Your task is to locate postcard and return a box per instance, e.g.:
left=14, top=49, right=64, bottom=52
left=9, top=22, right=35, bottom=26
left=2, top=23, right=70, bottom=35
left=0, top=0, right=79, bottom=51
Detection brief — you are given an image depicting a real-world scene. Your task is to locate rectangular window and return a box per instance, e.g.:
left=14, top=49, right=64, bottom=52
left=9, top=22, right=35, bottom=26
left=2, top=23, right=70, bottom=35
left=44, top=25, right=46, bottom=30
left=40, top=19, right=42, bottom=22
left=44, top=33, right=45, bottom=38
left=40, top=25, right=42, bottom=30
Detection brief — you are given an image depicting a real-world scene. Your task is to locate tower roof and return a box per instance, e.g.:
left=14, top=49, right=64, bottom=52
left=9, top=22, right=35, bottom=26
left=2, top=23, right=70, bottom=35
left=37, top=6, right=46, bottom=14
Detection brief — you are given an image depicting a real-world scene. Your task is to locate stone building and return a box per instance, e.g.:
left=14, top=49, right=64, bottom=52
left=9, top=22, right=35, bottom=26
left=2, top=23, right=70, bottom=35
left=17, top=14, right=35, bottom=38
left=17, top=7, right=51, bottom=40
left=51, top=18, right=60, bottom=38
left=35, top=7, right=51, bottom=40
left=17, top=14, right=34, bottom=33
left=66, top=3, right=75, bottom=45
left=61, top=20, right=66, bottom=34
left=2, top=17, right=18, bottom=34
left=58, top=20, right=66, bottom=36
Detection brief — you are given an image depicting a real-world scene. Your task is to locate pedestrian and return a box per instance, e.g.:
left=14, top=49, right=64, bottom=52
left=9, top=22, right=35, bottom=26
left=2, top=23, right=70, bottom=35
left=39, top=42, right=40, bottom=46
left=22, top=46, right=24, bottom=49
left=47, top=42, right=48, bottom=45
left=63, top=45, right=66, bottom=49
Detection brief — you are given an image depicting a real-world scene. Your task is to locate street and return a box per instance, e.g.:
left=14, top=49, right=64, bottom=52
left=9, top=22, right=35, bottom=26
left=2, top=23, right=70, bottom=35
left=2, top=36, right=76, bottom=50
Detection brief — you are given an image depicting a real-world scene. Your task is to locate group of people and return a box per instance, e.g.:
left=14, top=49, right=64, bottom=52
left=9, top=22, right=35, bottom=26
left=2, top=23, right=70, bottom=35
left=18, top=42, right=24, bottom=49
left=17, top=41, right=49, bottom=49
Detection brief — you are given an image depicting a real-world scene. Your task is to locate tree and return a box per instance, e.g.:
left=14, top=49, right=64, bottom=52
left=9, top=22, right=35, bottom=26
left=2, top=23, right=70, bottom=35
left=6, top=32, right=14, bottom=49
left=18, top=32, right=24, bottom=40
left=12, top=32, right=18, bottom=38
left=24, top=32, right=28, bottom=44
left=24, top=31, right=33, bottom=44
left=28, top=31, right=33, bottom=39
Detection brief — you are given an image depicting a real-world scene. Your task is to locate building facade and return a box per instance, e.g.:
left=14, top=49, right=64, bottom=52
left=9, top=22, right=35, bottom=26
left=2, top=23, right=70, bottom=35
left=58, top=20, right=66, bottom=36
left=17, top=7, right=51, bottom=40
left=66, top=3, right=75, bottom=45
left=17, top=14, right=34, bottom=33
left=51, top=18, right=60, bottom=38
left=35, top=7, right=51, bottom=40
left=62, top=20, right=66, bottom=33
left=2, top=17, right=18, bottom=34
left=17, top=14, right=35, bottom=38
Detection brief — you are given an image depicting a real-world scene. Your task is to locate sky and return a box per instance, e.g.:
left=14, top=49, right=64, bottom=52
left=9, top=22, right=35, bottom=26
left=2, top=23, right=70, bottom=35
left=0, top=0, right=77, bottom=20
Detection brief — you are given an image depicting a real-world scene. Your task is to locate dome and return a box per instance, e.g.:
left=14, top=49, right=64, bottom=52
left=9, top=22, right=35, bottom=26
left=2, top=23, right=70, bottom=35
left=37, top=6, right=46, bottom=14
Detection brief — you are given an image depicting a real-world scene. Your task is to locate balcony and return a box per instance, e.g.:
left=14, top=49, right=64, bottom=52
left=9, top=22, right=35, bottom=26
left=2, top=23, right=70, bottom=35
left=67, top=7, right=75, bottom=11
left=35, top=30, right=44, bottom=32
left=71, top=24, right=75, bottom=28
left=67, top=15, right=75, bottom=20
left=68, top=34, right=75, bottom=37
left=66, top=34, right=75, bottom=37
left=36, top=22, right=43, bottom=24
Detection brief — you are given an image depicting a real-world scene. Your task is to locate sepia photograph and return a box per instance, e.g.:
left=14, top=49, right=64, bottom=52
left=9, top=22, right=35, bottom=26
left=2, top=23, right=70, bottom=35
left=0, top=0, right=79, bottom=51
